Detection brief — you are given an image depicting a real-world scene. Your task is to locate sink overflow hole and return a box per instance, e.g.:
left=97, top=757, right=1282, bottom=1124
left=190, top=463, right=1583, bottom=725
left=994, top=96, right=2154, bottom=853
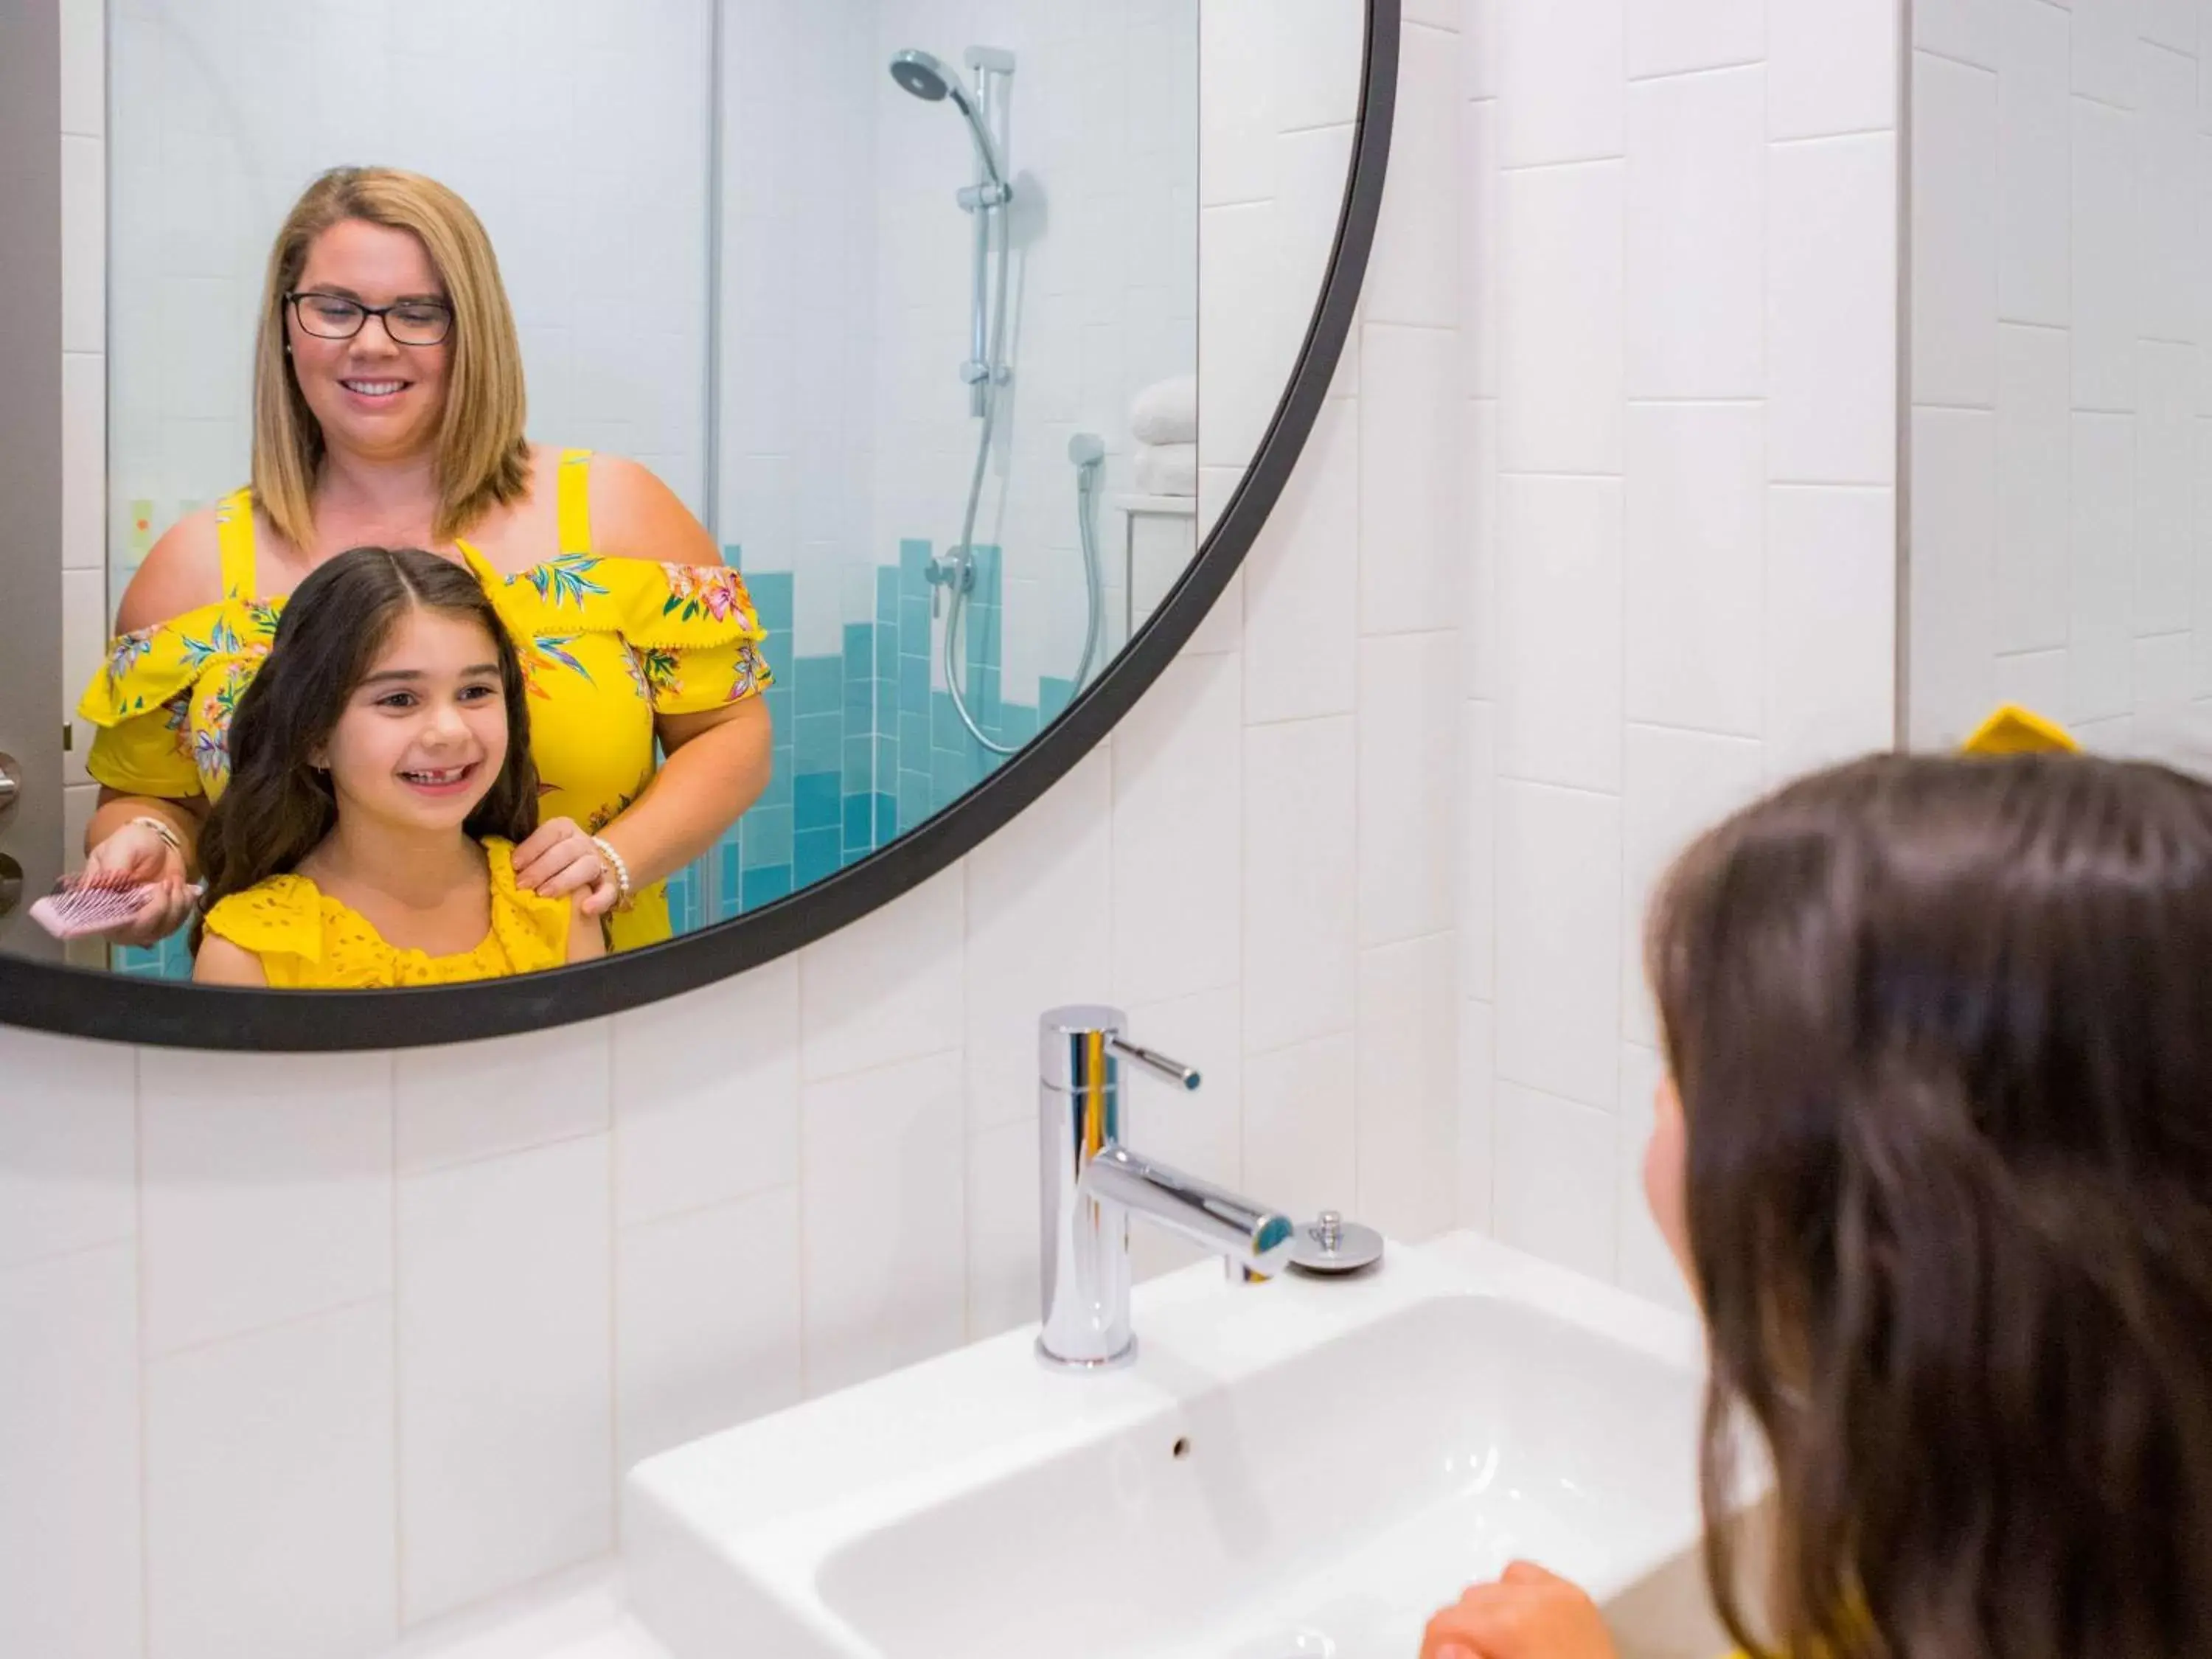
left=1172, top=1436, right=1192, bottom=1460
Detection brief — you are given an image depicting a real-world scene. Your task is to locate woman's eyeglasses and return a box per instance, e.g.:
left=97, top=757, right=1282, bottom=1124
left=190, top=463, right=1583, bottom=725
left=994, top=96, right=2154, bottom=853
left=286, top=292, right=454, bottom=346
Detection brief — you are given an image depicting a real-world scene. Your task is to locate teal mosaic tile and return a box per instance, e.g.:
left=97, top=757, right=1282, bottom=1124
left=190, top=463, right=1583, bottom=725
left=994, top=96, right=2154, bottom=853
left=741, top=863, right=792, bottom=908
left=1040, top=676, right=1075, bottom=720
left=742, top=804, right=793, bottom=869
left=795, top=771, right=840, bottom=832
left=999, top=703, right=1040, bottom=747
left=931, top=746, right=973, bottom=810
left=900, top=537, right=932, bottom=580
left=900, top=594, right=931, bottom=645
left=872, top=791, right=898, bottom=844
left=842, top=620, right=874, bottom=681
left=875, top=564, right=900, bottom=625
left=843, top=792, right=873, bottom=851
left=795, top=657, right=841, bottom=717
left=756, top=751, right=792, bottom=810
left=747, top=570, right=793, bottom=631
left=795, top=712, right=840, bottom=773
left=931, top=690, right=965, bottom=752
left=872, top=736, right=897, bottom=789
left=841, top=734, right=872, bottom=794
left=843, top=673, right=874, bottom=734
left=898, top=711, right=930, bottom=762
left=794, top=827, right=841, bottom=888
left=899, top=768, right=931, bottom=830
left=897, top=653, right=929, bottom=714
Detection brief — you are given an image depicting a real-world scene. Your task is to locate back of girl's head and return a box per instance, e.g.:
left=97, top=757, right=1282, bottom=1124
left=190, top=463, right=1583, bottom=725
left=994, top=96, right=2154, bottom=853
left=1647, top=752, right=2212, bottom=1659
left=195, top=547, right=538, bottom=933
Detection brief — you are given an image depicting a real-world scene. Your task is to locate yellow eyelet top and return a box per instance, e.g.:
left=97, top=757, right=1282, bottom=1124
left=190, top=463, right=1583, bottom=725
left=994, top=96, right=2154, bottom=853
left=77, top=450, right=773, bottom=953
left=201, top=838, right=573, bottom=988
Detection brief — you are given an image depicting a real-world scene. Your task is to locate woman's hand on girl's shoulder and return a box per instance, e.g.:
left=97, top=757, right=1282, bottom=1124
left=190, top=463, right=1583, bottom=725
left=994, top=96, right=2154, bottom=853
left=1420, top=1562, right=1619, bottom=1659
left=112, top=509, right=226, bottom=634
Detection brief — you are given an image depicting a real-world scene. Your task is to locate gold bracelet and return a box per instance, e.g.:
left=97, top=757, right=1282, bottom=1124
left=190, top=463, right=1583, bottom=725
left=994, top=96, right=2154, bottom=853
left=591, top=835, right=636, bottom=912
left=127, top=815, right=184, bottom=854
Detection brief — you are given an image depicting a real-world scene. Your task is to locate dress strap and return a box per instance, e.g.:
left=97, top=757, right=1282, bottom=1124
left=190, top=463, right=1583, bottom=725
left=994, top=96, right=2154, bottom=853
left=213, top=488, right=258, bottom=600
left=556, top=448, right=594, bottom=556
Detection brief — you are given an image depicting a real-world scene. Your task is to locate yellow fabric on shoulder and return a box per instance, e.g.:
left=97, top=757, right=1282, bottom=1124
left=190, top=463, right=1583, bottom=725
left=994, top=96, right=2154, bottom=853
left=200, top=839, right=575, bottom=988
left=1960, top=703, right=2078, bottom=755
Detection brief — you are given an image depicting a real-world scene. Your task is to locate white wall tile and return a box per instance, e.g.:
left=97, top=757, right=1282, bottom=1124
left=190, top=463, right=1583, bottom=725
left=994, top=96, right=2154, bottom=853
left=613, top=960, right=799, bottom=1227
left=145, top=1301, right=395, bottom=1659
left=616, top=1188, right=801, bottom=1472
left=2070, top=413, right=2139, bottom=720
left=396, top=1020, right=611, bottom=1178
left=398, top=1137, right=612, bottom=1623
left=1464, top=0, right=1498, bottom=99
left=1355, top=934, right=1460, bottom=1242
left=1499, top=0, right=1626, bottom=167
left=1499, top=161, right=1627, bottom=474
left=1908, top=408, right=2001, bottom=747
left=2199, top=419, right=2212, bottom=696
left=1243, top=1032, right=1359, bottom=1227
left=2133, top=630, right=2198, bottom=714
left=801, top=1051, right=964, bottom=1395
left=61, top=566, right=105, bottom=786
left=140, top=1051, right=393, bottom=1357
left=1361, top=323, right=1464, bottom=633
left=1917, top=0, right=2004, bottom=70
left=1112, top=651, right=1242, bottom=1001
left=1465, top=400, right=1502, bottom=700
left=1200, top=0, right=1274, bottom=204
left=1464, top=101, right=1500, bottom=402
left=1275, top=0, right=1369, bottom=131
left=1459, top=998, right=1496, bottom=1229
left=1994, top=645, right=2074, bottom=712
left=2136, top=341, right=2199, bottom=633
left=2073, top=98, right=2140, bottom=411
left=1765, top=486, right=1899, bottom=776
left=2145, top=0, right=2199, bottom=54
left=59, top=0, right=105, bottom=137
left=1627, top=0, right=1763, bottom=79
left=1997, top=0, right=2073, bottom=327
left=60, top=134, right=103, bottom=357
left=2073, top=0, right=2143, bottom=108
left=1357, top=633, right=1461, bottom=947
left=1461, top=700, right=1497, bottom=1002
left=1624, top=403, right=1767, bottom=735
left=964, top=751, right=1113, bottom=1133
left=1493, top=1083, right=1619, bottom=1279
left=62, top=352, right=106, bottom=571
left=1498, top=476, right=1626, bottom=792
left=1620, top=726, right=1767, bottom=1049
left=1770, top=0, right=1902, bottom=141
left=1495, top=781, right=1623, bottom=1110
left=799, top=867, right=963, bottom=1083
left=1627, top=66, right=1767, bottom=401
left=964, top=1116, right=1040, bottom=1343
left=1277, top=122, right=1360, bottom=383
left=1913, top=53, right=2002, bottom=409
left=0, top=1246, right=142, bottom=1659
left=1197, top=201, right=1285, bottom=474
left=1615, top=1044, right=1694, bottom=1310
left=1996, top=324, right=2073, bottom=653
left=2140, top=43, right=2200, bottom=344
left=1244, top=398, right=1359, bottom=723
left=1245, top=716, right=1358, bottom=1054
left=1366, top=31, right=1461, bottom=329
left=0, top=1029, right=134, bottom=1270
left=1769, top=133, right=1900, bottom=482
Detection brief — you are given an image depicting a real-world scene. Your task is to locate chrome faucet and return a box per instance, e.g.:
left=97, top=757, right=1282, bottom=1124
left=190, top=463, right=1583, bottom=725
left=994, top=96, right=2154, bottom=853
left=1036, top=1005, right=1295, bottom=1371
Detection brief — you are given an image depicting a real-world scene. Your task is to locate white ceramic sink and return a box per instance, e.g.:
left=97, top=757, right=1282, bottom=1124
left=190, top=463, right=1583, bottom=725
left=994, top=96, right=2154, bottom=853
left=624, top=1231, right=1729, bottom=1659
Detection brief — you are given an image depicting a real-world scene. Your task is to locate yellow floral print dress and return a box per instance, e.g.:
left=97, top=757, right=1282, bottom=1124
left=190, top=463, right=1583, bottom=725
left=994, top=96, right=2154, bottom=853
left=77, top=450, right=773, bottom=952
left=200, top=838, right=572, bottom=988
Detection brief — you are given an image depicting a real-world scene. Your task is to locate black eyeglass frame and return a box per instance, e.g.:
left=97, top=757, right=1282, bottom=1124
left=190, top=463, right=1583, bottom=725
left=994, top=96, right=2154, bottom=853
left=285, top=291, right=456, bottom=345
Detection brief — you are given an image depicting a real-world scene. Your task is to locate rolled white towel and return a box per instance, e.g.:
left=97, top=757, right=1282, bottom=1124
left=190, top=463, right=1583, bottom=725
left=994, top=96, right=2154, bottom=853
left=1133, top=441, right=1198, bottom=497
left=1129, top=373, right=1197, bottom=445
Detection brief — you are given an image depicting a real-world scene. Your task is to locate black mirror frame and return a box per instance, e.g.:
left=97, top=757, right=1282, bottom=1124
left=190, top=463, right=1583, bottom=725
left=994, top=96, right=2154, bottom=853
left=0, top=1, right=1402, bottom=1051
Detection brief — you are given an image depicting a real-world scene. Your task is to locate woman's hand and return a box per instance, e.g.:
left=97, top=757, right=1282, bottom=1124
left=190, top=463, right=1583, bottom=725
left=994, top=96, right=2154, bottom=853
left=80, top=820, right=195, bottom=946
left=512, top=817, right=621, bottom=917
left=1421, top=1562, right=1619, bottom=1659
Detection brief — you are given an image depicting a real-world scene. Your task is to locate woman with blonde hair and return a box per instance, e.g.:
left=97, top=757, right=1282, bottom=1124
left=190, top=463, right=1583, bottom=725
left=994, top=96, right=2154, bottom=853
left=76, top=166, right=771, bottom=955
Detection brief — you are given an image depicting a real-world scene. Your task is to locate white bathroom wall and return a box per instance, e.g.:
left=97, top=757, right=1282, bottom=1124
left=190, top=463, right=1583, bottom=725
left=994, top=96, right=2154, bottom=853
left=1461, top=0, right=1903, bottom=1304
left=102, top=0, right=714, bottom=585
left=714, top=0, right=880, bottom=659
left=2, top=10, right=1466, bottom=1658
left=1905, top=0, right=2212, bottom=753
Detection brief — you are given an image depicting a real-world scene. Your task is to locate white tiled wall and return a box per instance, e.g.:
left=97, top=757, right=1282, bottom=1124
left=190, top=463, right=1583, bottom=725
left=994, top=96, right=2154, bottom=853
left=1462, top=0, right=1902, bottom=1304
left=1906, top=0, right=2212, bottom=754
left=6, top=8, right=1464, bottom=1658
left=58, top=0, right=105, bottom=953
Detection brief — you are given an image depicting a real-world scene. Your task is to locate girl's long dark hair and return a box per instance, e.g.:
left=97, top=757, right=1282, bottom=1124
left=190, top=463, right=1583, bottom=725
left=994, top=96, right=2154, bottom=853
left=1647, top=753, right=2212, bottom=1659
left=195, top=546, right=538, bottom=943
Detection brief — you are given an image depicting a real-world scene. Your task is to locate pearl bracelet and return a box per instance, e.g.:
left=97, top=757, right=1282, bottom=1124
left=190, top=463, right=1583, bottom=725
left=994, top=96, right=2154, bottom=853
left=128, top=815, right=184, bottom=855
left=591, top=835, right=636, bottom=912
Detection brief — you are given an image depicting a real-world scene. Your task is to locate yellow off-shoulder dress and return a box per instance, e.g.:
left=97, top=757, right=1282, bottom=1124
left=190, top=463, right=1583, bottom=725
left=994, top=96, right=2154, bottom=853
left=77, top=450, right=773, bottom=952
left=201, top=838, right=569, bottom=988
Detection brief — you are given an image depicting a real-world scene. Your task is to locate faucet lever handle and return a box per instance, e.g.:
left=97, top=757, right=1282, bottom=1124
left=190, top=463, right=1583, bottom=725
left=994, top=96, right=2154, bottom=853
left=1105, top=1036, right=1200, bottom=1092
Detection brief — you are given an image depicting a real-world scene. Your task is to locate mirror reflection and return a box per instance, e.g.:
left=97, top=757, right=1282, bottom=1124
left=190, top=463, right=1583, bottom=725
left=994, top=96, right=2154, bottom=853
left=21, top=0, right=1248, bottom=984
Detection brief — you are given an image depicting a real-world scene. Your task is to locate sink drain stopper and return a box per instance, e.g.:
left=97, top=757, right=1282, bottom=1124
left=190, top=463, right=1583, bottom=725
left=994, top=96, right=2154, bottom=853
left=1285, top=1210, right=1384, bottom=1276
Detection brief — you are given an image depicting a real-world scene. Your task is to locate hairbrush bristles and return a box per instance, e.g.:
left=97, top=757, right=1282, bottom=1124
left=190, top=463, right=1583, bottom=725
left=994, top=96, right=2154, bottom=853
left=29, top=879, right=161, bottom=941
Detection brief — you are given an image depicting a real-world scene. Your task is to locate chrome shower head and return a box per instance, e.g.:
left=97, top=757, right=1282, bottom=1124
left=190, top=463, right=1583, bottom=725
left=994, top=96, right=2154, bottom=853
left=889, top=46, right=1009, bottom=195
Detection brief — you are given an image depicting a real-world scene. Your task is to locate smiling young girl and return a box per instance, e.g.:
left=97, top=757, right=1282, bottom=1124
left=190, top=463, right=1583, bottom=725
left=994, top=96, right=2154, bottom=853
left=192, top=546, right=603, bottom=987
left=1425, top=753, right=2212, bottom=1659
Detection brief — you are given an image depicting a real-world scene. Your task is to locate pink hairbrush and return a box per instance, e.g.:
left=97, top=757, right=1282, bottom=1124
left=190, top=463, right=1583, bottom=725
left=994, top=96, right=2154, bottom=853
left=28, top=877, right=202, bottom=942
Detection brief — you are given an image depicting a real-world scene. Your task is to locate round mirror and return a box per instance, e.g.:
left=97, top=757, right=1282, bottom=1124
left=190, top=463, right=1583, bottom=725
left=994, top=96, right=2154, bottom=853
left=0, top=0, right=1396, bottom=1047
